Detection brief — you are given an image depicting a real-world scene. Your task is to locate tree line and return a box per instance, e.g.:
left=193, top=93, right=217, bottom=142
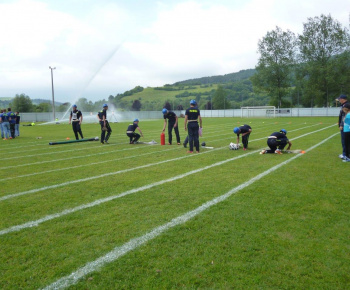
left=251, top=14, right=350, bottom=107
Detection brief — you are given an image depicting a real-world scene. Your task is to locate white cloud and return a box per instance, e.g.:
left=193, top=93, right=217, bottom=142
left=0, top=0, right=348, bottom=102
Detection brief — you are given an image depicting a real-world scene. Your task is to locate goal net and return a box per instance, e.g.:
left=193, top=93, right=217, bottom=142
left=241, top=106, right=276, bottom=118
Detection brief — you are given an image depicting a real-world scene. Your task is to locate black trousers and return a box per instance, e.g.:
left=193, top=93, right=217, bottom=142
left=72, top=121, right=83, bottom=140
left=242, top=133, right=250, bottom=149
left=100, top=120, right=112, bottom=143
left=188, top=122, right=199, bottom=152
left=266, top=138, right=287, bottom=153
left=127, top=132, right=140, bottom=143
left=9, top=123, right=15, bottom=138
left=168, top=121, right=180, bottom=144
left=344, top=131, right=350, bottom=158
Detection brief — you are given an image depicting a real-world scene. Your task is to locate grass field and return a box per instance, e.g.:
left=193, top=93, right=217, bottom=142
left=0, top=117, right=349, bottom=289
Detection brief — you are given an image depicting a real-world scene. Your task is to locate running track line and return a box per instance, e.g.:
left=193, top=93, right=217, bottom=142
left=0, top=124, right=335, bottom=201
left=1, top=122, right=321, bottom=160
left=0, top=123, right=328, bottom=171
left=0, top=148, right=248, bottom=236
left=0, top=148, right=220, bottom=203
left=2, top=123, right=323, bottom=180
left=43, top=132, right=338, bottom=290
left=0, top=127, right=337, bottom=235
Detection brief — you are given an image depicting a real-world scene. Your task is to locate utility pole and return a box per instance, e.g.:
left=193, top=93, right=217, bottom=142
left=49, top=66, right=56, bottom=121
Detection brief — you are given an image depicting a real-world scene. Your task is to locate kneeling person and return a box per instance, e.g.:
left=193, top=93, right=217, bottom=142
left=261, top=129, right=292, bottom=154
left=126, top=119, right=144, bottom=144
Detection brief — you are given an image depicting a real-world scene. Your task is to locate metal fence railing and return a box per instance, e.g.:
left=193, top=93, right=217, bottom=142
left=19, top=108, right=341, bottom=123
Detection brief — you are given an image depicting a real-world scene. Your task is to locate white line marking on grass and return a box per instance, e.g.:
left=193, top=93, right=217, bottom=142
left=3, top=123, right=335, bottom=178
left=43, top=132, right=338, bottom=290
left=0, top=149, right=253, bottom=236
left=0, top=148, right=221, bottom=203
left=1, top=147, right=178, bottom=181
left=0, top=125, right=336, bottom=234
left=0, top=144, right=147, bottom=170
left=197, top=123, right=334, bottom=146
left=1, top=124, right=335, bottom=198
left=1, top=143, right=119, bottom=161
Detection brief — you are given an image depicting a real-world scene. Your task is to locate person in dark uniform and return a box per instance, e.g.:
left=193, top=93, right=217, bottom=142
left=260, top=129, right=292, bottom=154
left=7, top=108, right=16, bottom=139
left=126, top=119, right=144, bottom=144
left=184, top=99, right=202, bottom=153
left=233, top=124, right=252, bottom=150
left=69, top=104, right=84, bottom=140
left=162, top=108, right=181, bottom=145
left=337, top=95, right=349, bottom=159
left=15, top=111, right=20, bottom=137
left=97, top=103, right=112, bottom=144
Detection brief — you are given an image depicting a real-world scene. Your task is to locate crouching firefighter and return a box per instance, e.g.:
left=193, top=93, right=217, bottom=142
left=126, top=119, right=144, bottom=144
left=260, top=129, right=292, bottom=154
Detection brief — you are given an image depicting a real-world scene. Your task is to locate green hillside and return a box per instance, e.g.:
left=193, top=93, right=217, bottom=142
left=112, top=69, right=268, bottom=111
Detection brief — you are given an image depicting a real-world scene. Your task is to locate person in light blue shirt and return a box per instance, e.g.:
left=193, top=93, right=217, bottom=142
left=342, top=103, right=350, bottom=162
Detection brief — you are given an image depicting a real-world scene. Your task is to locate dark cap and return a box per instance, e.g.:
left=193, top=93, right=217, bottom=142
left=343, top=103, right=350, bottom=109
left=337, top=94, right=347, bottom=100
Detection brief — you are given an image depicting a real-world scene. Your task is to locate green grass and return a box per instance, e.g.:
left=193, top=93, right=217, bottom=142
left=0, top=117, right=349, bottom=289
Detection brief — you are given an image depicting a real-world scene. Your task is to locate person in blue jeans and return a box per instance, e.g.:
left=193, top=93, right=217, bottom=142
left=0, top=109, right=10, bottom=140
left=342, top=103, right=350, bottom=162
left=0, top=109, right=5, bottom=138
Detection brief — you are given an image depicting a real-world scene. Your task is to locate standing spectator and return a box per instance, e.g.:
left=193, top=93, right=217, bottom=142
left=126, top=119, right=144, bottom=144
left=15, top=111, right=20, bottom=137
left=260, top=129, right=292, bottom=154
left=337, top=95, right=349, bottom=159
left=342, top=103, right=350, bottom=162
left=7, top=108, right=16, bottom=139
left=0, top=108, right=10, bottom=140
left=184, top=99, right=202, bottom=153
left=233, top=124, right=252, bottom=151
left=97, top=104, right=112, bottom=144
left=162, top=108, right=181, bottom=145
left=69, top=105, right=84, bottom=140
left=0, top=109, right=4, bottom=139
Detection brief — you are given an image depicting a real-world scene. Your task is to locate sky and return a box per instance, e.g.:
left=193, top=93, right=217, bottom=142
left=0, top=0, right=349, bottom=103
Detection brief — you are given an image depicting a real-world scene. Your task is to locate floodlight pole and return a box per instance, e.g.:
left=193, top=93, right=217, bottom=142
left=49, top=66, right=56, bottom=121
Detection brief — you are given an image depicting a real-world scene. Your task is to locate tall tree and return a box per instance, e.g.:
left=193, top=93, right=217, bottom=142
left=11, top=93, right=33, bottom=112
left=212, top=85, right=229, bottom=109
left=298, top=14, right=350, bottom=106
left=131, top=99, right=142, bottom=111
left=251, top=26, right=296, bottom=107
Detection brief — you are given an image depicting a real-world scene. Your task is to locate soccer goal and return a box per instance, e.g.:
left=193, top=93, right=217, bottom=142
left=241, top=106, right=276, bottom=118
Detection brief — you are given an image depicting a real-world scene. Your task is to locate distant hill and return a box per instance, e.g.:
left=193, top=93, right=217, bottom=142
left=174, top=69, right=256, bottom=86
left=113, top=68, right=268, bottom=110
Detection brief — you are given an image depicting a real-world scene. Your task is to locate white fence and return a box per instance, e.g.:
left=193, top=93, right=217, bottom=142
left=20, top=108, right=341, bottom=123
